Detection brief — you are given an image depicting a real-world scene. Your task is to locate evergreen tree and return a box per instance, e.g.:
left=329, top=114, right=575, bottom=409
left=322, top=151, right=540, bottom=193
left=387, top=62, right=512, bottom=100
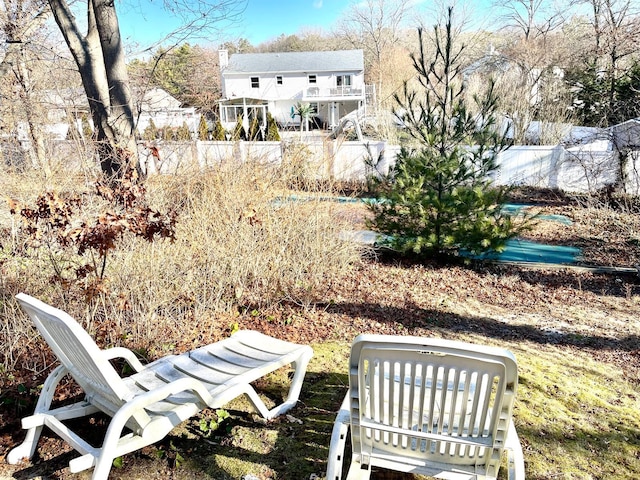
left=198, top=115, right=209, bottom=140
left=212, top=118, right=226, bottom=140
left=161, top=126, right=175, bottom=141
left=248, top=115, right=262, bottom=141
left=80, top=114, right=93, bottom=139
left=143, top=119, right=159, bottom=141
left=566, top=60, right=640, bottom=127
left=367, top=7, right=529, bottom=259
left=231, top=115, right=246, bottom=141
left=176, top=122, right=191, bottom=140
left=266, top=112, right=281, bottom=141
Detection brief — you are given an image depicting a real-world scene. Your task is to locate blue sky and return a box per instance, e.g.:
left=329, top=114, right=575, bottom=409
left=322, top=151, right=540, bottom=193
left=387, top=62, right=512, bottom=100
left=228, top=0, right=349, bottom=44
left=118, top=0, right=350, bottom=49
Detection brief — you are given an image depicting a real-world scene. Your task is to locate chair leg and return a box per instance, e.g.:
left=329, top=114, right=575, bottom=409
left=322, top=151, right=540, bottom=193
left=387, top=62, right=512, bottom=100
left=91, top=454, right=116, bottom=480
left=267, top=351, right=313, bottom=419
left=243, top=349, right=314, bottom=420
left=326, top=394, right=351, bottom=480
left=6, top=425, right=44, bottom=465
left=89, top=402, right=135, bottom=480
left=6, top=365, right=68, bottom=464
left=506, top=422, right=525, bottom=479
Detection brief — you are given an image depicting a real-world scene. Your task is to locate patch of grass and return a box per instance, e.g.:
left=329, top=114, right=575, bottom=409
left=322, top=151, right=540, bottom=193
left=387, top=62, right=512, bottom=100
left=512, top=343, right=640, bottom=479
left=144, top=340, right=640, bottom=480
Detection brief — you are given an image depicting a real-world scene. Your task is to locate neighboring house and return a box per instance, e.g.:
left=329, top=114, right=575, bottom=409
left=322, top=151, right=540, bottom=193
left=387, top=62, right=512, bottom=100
left=610, top=118, right=640, bottom=150
left=218, top=49, right=374, bottom=133
left=135, top=88, right=199, bottom=137
left=39, top=88, right=90, bottom=140
left=36, top=87, right=198, bottom=141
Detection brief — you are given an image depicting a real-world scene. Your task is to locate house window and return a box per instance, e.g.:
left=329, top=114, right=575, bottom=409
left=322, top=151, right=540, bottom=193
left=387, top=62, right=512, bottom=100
left=251, top=77, right=260, bottom=88
left=276, top=75, right=283, bottom=85
left=336, top=75, right=352, bottom=87
left=309, top=102, right=319, bottom=115
left=308, top=74, right=317, bottom=84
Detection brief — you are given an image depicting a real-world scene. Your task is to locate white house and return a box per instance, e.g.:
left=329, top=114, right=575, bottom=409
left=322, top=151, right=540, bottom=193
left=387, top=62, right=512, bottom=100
left=134, top=88, right=199, bottom=137
left=35, top=87, right=199, bottom=140
left=218, top=49, right=374, bottom=133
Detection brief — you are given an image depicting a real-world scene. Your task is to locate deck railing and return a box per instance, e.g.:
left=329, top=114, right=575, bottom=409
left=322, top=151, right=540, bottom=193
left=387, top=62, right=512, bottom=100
left=304, top=85, right=373, bottom=98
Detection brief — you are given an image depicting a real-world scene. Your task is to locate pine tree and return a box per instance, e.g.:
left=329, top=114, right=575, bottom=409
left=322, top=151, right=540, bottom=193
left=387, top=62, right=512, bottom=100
left=143, top=119, right=159, bottom=140
left=176, top=122, right=191, bottom=140
left=198, top=115, right=209, bottom=140
left=80, top=114, right=93, bottom=139
left=212, top=118, right=226, bottom=141
left=367, top=7, right=529, bottom=259
left=266, top=112, right=281, bottom=141
left=232, top=115, right=246, bottom=141
left=248, top=115, right=262, bottom=141
left=161, top=126, right=175, bottom=141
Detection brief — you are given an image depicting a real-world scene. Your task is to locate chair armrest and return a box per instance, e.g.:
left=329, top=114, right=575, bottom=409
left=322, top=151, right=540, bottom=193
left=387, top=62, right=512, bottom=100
left=506, top=422, right=525, bottom=479
left=326, top=393, right=351, bottom=480
left=102, top=347, right=146, bottom=373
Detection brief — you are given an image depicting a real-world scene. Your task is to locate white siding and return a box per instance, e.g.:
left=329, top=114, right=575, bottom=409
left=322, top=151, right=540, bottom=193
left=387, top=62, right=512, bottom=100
left=222, top=71, right=365, bottom=102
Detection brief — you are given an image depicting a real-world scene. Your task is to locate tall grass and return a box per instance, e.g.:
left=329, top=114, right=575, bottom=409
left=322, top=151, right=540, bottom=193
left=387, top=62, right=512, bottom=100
left=0, top=160, right=364, bottom=372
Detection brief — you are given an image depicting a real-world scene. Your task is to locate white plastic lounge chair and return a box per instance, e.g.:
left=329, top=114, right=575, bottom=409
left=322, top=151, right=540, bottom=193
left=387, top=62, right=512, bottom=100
left=7, top=293, right=313, bottom=480
left=326, top=334, right=525, bottom=480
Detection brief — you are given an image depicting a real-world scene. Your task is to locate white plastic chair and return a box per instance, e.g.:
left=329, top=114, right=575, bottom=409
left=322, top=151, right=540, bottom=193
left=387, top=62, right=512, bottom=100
left=7, top=293, right=313, bottom=480
left=326, top=334, right=525, bottom=479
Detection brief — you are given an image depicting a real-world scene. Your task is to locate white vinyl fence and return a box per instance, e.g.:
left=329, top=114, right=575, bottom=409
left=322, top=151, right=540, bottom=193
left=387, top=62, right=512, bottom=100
left=134, top=139, right=638, bottom=194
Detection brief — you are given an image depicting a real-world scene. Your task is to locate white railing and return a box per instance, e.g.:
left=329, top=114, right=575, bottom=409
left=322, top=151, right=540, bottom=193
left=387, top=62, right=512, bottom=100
left=304, top=86, right=368, bottom=98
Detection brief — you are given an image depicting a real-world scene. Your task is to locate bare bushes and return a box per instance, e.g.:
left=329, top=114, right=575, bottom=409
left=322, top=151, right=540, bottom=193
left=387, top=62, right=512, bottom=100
left=118, top=162, right=362, bottom=315
left=1, top=161, right=364, bottom=369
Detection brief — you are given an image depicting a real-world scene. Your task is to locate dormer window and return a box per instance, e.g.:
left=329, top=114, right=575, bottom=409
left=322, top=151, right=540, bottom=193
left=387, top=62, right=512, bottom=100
left=251, top=77, right=260, bottom=88
left=308, top=74, right=317, bottom=84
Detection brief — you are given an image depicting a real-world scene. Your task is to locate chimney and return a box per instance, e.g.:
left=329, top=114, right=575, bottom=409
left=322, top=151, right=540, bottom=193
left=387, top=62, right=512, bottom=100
left=219, top=49, right=229, bottom=99
left=219, top=49, right=229, bottom=70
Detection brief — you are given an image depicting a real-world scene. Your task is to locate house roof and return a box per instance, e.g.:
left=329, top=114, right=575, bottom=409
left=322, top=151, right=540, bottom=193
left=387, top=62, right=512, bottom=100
left=141, top=88, right=183, bottom=110
left=42, top=88, right=89, bottom=111
left=41, top=87, right=190, bottom=114
left=224, top=49, right=364, bottom=74
left=610, top=118, right=640, bottom=149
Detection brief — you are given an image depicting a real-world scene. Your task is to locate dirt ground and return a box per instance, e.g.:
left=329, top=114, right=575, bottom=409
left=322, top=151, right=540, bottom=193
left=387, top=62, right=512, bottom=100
left=1, top=188, right=639, bottom=479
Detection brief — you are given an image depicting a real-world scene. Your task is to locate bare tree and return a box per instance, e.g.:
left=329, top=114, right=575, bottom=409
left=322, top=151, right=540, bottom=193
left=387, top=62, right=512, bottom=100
left=480, top=0, right=574, bottom=142
left=0, top=0, right=60, bottom=173
left=0, top=0, right=50, bottom=79
left=335, top=0, right=413, bottom=108
left=47, top=0, right=247, bottom=179
left=581, top=0, right=640, bottom=123
left=495, top=0, right=565, bottom=40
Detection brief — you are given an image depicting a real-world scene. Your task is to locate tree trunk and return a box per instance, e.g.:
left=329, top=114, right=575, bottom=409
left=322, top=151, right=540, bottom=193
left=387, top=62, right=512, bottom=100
left=92, top=0, right=138, bottom=176
left=48, top=0, right=140, bottom=179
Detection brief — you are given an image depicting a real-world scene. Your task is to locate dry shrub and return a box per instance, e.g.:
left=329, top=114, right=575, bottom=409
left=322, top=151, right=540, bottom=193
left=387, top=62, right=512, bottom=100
left=0, top=160, right=365, bottom=368
left=112, top=160, right=363, bottom=314
left=0, top=167, right=106, bottom=373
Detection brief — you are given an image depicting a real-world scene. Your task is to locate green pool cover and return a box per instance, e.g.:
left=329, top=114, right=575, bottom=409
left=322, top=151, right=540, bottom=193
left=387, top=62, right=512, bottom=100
left=287, top=197, right=581, bottom=265
left=467, top=239, right=582, bottom=264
